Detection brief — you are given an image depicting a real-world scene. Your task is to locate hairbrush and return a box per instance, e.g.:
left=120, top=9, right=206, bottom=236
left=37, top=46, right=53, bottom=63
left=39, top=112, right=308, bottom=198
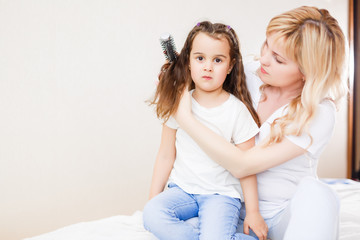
left=159, top=32, right=177, bottom=63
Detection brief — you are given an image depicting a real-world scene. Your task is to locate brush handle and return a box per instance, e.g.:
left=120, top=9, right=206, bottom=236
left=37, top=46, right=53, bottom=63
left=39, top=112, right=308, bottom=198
left=160, top=33, right=177, bottom=63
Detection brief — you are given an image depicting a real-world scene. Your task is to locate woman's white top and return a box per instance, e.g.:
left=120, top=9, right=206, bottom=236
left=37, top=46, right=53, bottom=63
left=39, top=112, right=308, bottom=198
left=166, top=90, right=259, bottom=199
left=245, top=60, right=337, bottom=218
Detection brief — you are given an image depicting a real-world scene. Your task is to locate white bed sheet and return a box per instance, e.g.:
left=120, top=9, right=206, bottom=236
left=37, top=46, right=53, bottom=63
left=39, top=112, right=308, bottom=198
left=325, top=179, right=360, bottom=240
left=24, top=179, right=360, bottom=240
left=25, top=211, right=156, bottom=240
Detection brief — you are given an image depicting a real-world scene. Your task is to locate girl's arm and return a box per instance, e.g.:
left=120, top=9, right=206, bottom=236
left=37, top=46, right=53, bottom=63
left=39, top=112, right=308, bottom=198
left=148, top=124, right=177, bottom=199
left=236, top=138, right=267, bottom=240
left=174, top=90, right=306, bottom=178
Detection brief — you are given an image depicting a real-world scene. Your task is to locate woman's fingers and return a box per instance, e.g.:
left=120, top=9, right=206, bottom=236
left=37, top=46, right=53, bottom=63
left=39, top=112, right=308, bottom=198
left=158, top=62, right=170, bottom=80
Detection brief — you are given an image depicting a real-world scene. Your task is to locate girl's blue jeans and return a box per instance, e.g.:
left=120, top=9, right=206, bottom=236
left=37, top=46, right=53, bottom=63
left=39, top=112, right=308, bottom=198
left=143, top=183, right=256, bottom=240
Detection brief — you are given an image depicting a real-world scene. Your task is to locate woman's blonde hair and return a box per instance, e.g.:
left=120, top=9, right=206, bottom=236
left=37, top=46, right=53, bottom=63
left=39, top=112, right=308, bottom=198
left=263, top=6, right=347, bottom=145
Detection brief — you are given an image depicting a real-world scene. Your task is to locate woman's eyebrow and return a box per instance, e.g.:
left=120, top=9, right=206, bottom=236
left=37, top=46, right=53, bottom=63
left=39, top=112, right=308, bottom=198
left=273, top=51, right=287, bottom=61
left=266, top=39, right=287, bottom=62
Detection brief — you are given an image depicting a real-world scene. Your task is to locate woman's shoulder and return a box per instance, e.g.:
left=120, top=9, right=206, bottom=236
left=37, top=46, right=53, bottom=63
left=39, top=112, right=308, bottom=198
left=244, top=57, right=260, bottom=76
left=306, top=99, right=336, bottom=137
left=317, top=99, right=336, bottom=117
left=285, top=99, right=337, bottom=156
left=243, top=57, right=262, bottom=82
left=310, top=99, right=336, bottom=131
left=243, top=57, right=263, bottom=101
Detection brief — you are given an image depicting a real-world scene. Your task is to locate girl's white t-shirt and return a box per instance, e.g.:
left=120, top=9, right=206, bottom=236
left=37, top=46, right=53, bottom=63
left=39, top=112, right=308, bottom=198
left=245, top=60, right=337, bottom=218
left=166, top=90, right=259, bottom=199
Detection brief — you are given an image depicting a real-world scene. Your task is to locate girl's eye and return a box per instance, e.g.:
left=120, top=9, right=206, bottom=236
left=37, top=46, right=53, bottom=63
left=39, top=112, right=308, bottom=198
left=214, top=58, right=222, bottom=63
left=196, top=56, right=204, bottom=61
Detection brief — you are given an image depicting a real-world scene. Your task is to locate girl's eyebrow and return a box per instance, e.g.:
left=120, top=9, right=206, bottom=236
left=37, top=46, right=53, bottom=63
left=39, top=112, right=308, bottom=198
left=192, top=52, right=228, bottom=58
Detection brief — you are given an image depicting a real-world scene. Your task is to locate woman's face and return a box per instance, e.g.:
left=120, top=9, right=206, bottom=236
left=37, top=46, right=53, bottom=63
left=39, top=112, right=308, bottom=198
left=257, top=34, right=304, bottom=91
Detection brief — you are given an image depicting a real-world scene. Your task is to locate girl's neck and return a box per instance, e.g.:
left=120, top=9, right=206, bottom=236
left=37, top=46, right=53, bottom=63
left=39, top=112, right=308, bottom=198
left=192, top=88, right=229, bottom=108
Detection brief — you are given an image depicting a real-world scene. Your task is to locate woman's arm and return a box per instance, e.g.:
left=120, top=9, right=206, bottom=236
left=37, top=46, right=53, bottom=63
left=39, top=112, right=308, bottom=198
left=236, top=138, right=268, bottom=240
left=148, top=124, right=177, bottom=199
left=174, top=90, right=306, bottom=178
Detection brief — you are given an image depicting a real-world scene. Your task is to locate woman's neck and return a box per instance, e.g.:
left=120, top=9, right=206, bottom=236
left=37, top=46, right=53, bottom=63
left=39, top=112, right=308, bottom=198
left=192, top=88, right=229, bottom=108
left=257, top=83, right=303, bottom=125
left=265, top=82, right=303, bottom=104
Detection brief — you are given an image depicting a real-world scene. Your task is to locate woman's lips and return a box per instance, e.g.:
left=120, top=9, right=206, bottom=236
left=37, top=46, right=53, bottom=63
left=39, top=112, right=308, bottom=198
left=260, top=67, right=268, bottom=74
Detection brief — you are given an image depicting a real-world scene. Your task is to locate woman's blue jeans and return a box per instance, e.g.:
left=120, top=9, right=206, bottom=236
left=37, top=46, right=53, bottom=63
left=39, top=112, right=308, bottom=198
left=143, top=183, right=256, bottom=240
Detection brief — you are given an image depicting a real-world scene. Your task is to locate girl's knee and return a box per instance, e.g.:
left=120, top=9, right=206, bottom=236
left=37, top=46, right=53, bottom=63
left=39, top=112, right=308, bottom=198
left=143, top=197, right=175, bottom=231
left=143, top=199, right=165, bottom=230
left=142, top=201, right=154, bottom=230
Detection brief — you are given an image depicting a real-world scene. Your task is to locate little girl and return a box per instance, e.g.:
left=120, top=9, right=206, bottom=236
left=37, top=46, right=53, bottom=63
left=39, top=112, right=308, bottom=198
left=143, top=21, right=267, bottom=240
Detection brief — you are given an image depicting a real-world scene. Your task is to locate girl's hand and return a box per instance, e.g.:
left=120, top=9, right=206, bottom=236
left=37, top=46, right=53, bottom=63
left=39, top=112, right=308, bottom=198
left=173, top=88, right=192, bottom=127
left=243, top=211, right=268, bottom=240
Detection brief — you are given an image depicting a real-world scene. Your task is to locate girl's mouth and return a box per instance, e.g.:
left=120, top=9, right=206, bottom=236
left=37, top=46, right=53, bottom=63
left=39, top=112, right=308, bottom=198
left=202, top=76, right=212, bottom=80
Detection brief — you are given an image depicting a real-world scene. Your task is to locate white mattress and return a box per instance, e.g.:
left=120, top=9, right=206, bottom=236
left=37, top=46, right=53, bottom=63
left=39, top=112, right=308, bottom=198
left=24, top=179, right=360, bottom=240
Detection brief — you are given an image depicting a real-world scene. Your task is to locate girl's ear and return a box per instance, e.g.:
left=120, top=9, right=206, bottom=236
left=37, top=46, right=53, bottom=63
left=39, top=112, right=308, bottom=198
left=228, top=59, right=235, bottom=74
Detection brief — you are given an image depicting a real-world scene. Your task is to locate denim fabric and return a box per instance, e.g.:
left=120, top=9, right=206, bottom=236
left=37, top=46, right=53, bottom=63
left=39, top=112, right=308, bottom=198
left=238, top=177, right=340, bottom=240
left=143, top=183, right=256, bottom=240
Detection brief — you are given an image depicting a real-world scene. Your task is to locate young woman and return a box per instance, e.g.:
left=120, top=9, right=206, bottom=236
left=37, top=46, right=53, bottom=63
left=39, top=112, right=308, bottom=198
left=143, top=21, right=267, bottom=240
left=173, top=6, right=347, bottom=240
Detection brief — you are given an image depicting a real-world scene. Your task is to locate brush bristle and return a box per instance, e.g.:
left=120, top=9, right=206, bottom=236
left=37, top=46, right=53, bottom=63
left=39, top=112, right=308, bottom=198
left=159, top=33, right=177, bottom=62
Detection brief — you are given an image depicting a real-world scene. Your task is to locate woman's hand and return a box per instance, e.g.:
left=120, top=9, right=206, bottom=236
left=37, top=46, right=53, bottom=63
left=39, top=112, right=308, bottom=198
left=173, top=88, right=192, bottom=127
left=243, top=211, right=268, bottom=240
left=157, top=62, right=170, bottom=81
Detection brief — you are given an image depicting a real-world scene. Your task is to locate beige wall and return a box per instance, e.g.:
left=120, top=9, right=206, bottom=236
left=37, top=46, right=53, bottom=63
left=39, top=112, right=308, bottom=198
left=0, top=0, right=348, bottom=239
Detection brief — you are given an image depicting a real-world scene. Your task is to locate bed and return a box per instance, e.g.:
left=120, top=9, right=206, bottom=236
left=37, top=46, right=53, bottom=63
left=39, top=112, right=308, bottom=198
left=24, top=179, right=360, bottom=240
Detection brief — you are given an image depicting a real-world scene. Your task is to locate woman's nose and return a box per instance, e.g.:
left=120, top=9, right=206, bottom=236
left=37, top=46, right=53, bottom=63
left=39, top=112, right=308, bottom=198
left=260, top=49, right=271, bottom=66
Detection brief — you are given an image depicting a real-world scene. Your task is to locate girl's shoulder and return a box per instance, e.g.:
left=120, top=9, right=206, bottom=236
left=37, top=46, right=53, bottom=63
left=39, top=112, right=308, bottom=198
left=228, top=93, right=253, bottom=113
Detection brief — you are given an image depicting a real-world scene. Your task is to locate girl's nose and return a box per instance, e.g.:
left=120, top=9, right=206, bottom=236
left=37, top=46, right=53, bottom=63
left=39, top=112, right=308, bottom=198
left=203, top=61, right=213, bottom=72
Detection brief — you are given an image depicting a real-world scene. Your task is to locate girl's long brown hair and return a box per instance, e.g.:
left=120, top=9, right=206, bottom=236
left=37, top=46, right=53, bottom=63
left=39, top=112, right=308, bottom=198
left=151, top=21, right=260, bottom=127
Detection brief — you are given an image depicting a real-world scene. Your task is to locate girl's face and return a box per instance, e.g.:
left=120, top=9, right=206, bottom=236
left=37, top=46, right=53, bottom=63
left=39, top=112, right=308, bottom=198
left=189, top=32, right=233, bottom=94
left=257, top=33, right=304, bottom=91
